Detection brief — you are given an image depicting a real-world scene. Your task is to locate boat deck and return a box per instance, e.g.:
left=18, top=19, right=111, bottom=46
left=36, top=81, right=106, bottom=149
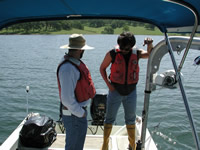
left=50, top=134, right=129, bottom=150
left=0, top=114, right=157, bottom=150
left=50, top=125, right=130, bottom=150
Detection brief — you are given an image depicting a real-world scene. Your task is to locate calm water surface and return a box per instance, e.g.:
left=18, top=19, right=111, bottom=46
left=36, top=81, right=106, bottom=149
left=0, top=35, right=200, bottom=150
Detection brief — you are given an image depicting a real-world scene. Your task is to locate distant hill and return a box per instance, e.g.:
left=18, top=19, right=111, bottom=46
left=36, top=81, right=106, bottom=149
left=0, top=19, right=191, bottom=36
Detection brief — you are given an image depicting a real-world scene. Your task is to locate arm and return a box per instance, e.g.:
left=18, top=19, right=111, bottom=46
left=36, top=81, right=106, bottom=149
left=59, top=63, right=85, bottom=118
left=99, top=52, right=115, bottom=91
left=139, top=37, right=153, bottom=59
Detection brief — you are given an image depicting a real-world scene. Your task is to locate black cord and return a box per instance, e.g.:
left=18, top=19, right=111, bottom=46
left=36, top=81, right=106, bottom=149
left=56, top=119, right=65, bottom=134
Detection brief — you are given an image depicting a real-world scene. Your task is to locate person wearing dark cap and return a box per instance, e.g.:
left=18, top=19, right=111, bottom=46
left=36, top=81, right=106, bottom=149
left=100, top=32, right=153, bottom=150
left=57, top=34, right=96, bottom=150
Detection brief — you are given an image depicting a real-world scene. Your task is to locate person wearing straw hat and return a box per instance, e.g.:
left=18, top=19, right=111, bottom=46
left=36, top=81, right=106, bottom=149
left=57, top=34, right=96, bottom=150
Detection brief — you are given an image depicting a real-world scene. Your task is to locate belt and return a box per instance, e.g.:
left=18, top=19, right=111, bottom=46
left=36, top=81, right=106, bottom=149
left=62, top=106, right=87, bottom=110
left=62, top=106, right=87, bottom=116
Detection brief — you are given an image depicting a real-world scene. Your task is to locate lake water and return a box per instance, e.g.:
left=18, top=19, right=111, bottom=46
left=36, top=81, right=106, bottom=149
left=0, top=34, right=200, bottom=150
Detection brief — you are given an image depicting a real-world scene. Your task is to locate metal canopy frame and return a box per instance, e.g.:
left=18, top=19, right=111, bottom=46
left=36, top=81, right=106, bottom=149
left=140, top=1, right=200, bottom=148
left=140, top=35, right=200, bottom=150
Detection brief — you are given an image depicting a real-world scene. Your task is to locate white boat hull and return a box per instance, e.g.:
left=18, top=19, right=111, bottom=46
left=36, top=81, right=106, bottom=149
left=0, top=113, right=157, bottom=150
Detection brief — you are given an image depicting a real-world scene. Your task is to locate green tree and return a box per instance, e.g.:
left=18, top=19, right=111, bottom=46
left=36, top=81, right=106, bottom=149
left=122, top=25, right=129, bottom=32
left=50, top=21, right=62, bottom=31
left=10, top=24, right=21, bottom=32
left=89, top=20, right=105, bottom=28
left=72, top=21, right=84, bottom=30
left=60, top=21, right=72, bottom=30
left=21, top=23, right=32, bottom=33
left=130, top=21, right=139, bottom=27
left=102, top=26, right=114, bottom=34
left=144, top=24, right=155, bottom=30
left=110, top=20, right=126, bottom=29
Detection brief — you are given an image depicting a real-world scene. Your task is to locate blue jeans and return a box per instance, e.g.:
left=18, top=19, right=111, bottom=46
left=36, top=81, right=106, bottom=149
left=105, top=88, right=137, bottom=125
left=62, top=110, right=88, bottom=150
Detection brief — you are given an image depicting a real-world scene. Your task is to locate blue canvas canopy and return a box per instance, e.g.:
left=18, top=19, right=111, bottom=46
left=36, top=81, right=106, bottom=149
left=0, top=0, right=200, bottom=33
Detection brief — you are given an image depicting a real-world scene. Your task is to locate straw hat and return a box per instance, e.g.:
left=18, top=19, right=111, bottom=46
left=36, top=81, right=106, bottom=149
left=60, top=34, right=94, bottom=50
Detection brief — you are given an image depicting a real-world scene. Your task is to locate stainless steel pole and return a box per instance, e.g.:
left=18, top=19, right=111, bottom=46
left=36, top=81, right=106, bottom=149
left=165, top=33, right=200, bottom=150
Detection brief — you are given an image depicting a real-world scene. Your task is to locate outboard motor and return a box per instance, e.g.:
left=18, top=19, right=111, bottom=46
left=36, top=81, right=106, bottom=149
left=154, top=69, right=184, bottom=89
left=90, top=89, right=107, bottom=126
left=18, top=113, right=57, bottom=150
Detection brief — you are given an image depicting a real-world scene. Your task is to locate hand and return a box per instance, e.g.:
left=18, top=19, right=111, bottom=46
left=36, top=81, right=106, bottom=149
left=108, top=84, right=115, bottom=92
left=143, top=37, right=153, bottom=46
left=82, top=110, right=86, bottom=118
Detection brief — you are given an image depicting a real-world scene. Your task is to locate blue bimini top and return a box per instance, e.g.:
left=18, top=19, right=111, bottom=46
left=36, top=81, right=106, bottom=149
left=0, top=0, right=200, bottom=33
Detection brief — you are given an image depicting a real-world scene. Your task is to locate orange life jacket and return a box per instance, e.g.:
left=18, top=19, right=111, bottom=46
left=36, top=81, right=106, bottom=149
left=57, top=56, right=96, bottom=103
left=110, top=48, right=139, bottom=84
